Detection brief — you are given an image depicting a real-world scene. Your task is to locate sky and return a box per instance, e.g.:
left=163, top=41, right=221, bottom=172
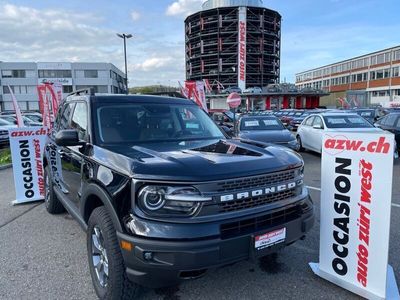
left=0, top=0, right=399, bottom=87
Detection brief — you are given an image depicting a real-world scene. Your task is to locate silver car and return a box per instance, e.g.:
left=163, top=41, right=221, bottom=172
left=0, top=118, right=16, bottom=146
left=296, top=112, right=382, bottom=153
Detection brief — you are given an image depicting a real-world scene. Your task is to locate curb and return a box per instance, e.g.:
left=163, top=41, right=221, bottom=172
left=0, top=163, right=12, bottom=170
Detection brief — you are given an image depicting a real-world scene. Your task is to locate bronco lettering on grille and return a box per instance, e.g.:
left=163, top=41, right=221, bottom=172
left=220, top=180, right=302, bottom=202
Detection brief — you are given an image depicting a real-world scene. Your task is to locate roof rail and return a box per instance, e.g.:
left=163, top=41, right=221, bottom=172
left=67, top=87, right=95, bottom=97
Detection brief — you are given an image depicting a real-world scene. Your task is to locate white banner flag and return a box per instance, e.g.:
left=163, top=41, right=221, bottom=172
left=8, top=127, right=48, bottom=204
left=310, top=131, right=399, bottom=300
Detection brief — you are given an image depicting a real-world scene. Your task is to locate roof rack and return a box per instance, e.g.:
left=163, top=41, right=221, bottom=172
left=67, top=87, right=95, bottom=97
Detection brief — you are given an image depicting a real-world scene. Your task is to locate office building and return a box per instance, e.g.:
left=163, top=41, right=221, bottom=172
left=0, top=62, right=126, bottom=111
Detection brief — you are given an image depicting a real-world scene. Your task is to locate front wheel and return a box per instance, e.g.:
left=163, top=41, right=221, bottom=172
left=87, top=206, right=140, bottom=299
left=44, top=165, right=65, bottom=214
left=296, top=135, right=305, bottom=152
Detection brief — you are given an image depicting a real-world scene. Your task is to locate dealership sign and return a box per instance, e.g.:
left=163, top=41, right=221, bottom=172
left=310, top=132, right=399, bottom=299
left=9, top=127, right=48, bottom=204
left=38, top=78, right=72, bottom=85
left=237, top=7, right=246, bottom=91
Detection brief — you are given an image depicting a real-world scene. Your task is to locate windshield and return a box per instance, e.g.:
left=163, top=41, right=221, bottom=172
left=240, top=117, right=284, bottom=131
left=323, top=115, right=373, bottom=128
left=94, top=103, right=224, bottom=144
left=0, top=118, right=12, bottom=126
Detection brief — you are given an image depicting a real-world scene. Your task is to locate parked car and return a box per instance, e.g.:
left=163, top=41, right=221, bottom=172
left=346, top=108, right=378, bottom=124
left=43, top=90, right=314, bottom=298
left=23, top=112, right=43, bottom=124
left=374, top=112, right=400, bottom=151
left=0, top=115, right=42, bottom=127
left=296, top=112, right=383, bottom=153
left=243, top=87, right=262, bottom=94
left=221, top=86, right=242, bottom=94
left=237, top=115, right=299, bottom=150
left=0, top=118, right=16, bottom=146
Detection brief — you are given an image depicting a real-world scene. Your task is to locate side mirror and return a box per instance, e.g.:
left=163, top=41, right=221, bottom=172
left=313, top=124, right=323, bottom=129
left=221, top=125, right=233, bottom=136
left=55, top=129, right=85, bottom=146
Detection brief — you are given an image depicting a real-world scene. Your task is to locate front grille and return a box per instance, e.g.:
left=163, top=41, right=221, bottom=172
left=216, top=168, right=298, bottom=193
left=219, top=189, right=297, bottom=213
left=220, top=205, right=300, bottom=239
left=0, top=130, right=8, bottom=135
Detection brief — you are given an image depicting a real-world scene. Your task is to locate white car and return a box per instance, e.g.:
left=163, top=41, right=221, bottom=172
left=296, top=112, right=382, bottom=153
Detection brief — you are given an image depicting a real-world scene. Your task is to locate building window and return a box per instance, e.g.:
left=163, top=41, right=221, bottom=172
left=376, top=54, right=385, bottom=64
left=384, top=68, right=390, bottom=78
left=376, top=70, right=384, bottom=79
left=370, top=71, right=376, bottom=80
left=371, top=56, right=377, bottom=65
left=84, top=70, right=98, bottom=78
left=395, top=50, right=400, bottom=61
left=63, top=86, right=73, bottom=93
left=97, top=86, right=108, bottom=93
left=38, top=70, right=72, bottom=78
left=1, top=70, right=26, bottom=78
left=3, top=86, right=13, bottom=94
left=393, top=67, right=399, bottom=77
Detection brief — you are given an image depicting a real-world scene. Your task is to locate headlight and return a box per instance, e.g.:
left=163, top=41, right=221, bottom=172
left=137, top=185, right=211, bottom=217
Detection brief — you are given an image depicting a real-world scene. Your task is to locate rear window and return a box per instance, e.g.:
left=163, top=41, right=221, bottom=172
left=240, top=117, right=283, bottom=130
left=323, top=115, right=373, bottom=128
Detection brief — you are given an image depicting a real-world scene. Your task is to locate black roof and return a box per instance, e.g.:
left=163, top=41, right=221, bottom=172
left=68, top=94, right=194, bottom=105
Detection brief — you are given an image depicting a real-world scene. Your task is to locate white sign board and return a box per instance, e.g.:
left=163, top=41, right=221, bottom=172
left=310, top=131, right=399, bottom=300
left=8, top=127, right=48, bottom=204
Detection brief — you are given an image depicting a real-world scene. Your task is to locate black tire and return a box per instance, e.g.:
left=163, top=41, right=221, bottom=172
left=44, top=165, right=65, bottom=214
left=87, top=206, right=140, bottom=300
left=296, top=135, right=305, bottom=152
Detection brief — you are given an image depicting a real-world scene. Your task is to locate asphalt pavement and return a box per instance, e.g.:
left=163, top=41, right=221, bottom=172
left=0, top=153, right=398, bottom=300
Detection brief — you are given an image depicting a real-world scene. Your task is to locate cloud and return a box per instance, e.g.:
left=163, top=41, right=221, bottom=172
left=166, top=0, right=203, bottom=17
left=0, top=3, right=123, bottom=67
left=131, top=10, right=141, bottom=21
left=0, top=2, right=187, bottom=87
left=133, top=57, right=173, bottom=72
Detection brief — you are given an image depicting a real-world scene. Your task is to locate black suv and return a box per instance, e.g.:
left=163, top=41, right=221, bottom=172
left=43, top=90, right=314, bottom=299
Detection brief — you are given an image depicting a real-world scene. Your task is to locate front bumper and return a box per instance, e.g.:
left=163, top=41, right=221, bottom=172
left=117, top=196, right=314, bottom=288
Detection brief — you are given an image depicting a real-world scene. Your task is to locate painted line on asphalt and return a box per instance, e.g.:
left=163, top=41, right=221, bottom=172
left=305, top=186, right=321, bottom=191
left=306, top=185, right=400, bottom=208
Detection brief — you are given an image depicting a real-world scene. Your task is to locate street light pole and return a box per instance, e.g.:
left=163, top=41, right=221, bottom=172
left=116, top=33, right=133, bottom=94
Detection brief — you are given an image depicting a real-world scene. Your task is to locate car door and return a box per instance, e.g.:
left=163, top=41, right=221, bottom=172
left=309, top=116, right=324, bottom=152
left=58, top=101, right=89, bottom=208
left=299, top=116, right=315, bottom=149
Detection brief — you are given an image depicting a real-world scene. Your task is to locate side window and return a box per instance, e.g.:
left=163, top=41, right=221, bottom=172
left=395, top=116, right=400, bottom=128
left=313, top=116, right=323, bottom=128
left=59, top=103, right=75, bottom=130
left=385, top=114, right=397, bottom=127
left=71, top=102, right=88, bottom=141
left=305, top=116, right=315, bottom=126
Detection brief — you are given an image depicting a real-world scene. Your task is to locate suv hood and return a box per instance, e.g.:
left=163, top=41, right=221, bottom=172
left=94, top=139, right=302, bottom=181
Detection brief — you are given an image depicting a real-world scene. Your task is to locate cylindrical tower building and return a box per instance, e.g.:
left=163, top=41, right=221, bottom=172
left=185, top=0, right=281, bottom=91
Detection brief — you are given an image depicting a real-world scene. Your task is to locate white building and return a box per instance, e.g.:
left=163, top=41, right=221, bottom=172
left=0, top=62, right=126, bottom=111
